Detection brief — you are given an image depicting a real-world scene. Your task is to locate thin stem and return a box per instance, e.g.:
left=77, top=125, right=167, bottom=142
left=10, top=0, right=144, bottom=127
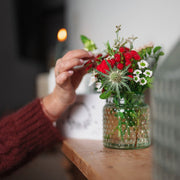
left=134, top=118, right=139, bottom=148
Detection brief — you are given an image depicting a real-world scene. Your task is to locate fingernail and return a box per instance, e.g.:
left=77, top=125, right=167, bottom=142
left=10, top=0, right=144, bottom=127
left=68, top=70, right=74, bottom=75
left=88, top=51, right=94, bottom=57
left=80, top=59, right=84, bottom=64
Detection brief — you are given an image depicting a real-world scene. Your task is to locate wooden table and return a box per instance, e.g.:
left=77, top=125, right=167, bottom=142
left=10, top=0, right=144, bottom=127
left=61, top=139, right=152, bottom=180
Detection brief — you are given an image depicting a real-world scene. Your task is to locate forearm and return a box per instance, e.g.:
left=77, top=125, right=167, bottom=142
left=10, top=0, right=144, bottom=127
left=41, top=94, right=69, bottom=122
left=0, top=99, right=62, bottom=176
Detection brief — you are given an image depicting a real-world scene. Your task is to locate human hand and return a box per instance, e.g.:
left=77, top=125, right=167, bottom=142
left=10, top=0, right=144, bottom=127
left=42, top=49, right=94, bottom=122
left=54, top=49, right=94, bottom=105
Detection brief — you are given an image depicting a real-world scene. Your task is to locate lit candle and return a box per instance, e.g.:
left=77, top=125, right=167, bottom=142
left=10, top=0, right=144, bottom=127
left=55, top=28, right=67, bottom=59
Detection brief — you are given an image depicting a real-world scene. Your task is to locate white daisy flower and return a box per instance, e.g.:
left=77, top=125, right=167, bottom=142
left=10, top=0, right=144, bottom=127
left=139, top=77, right=147, bottom=85
left=133, top=69, right=142, bottom=76
left=143, top=69, right=153, bottom=77
left=138, top=60, right=149, bottom=69
left=133, top=76, right=140, bottom=83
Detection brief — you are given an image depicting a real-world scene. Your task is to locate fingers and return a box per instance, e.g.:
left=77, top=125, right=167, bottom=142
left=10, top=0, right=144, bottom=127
left=55, top=58, right=84, bottom=76
left=55, top=49, right=94, bottom=76
left=63, top=49, right=94, bottom=60
left=56, top=70, right=74, bottom=85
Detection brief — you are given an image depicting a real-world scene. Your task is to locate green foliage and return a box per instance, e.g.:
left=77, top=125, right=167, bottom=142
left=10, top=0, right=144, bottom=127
left=80, top=35, right=97, bottom=51
left=80, top=26, right=164, bottom=100
left=100, top=91, right=112, bottom=99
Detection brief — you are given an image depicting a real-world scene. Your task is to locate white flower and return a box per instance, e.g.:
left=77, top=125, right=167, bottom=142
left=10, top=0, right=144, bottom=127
left=133, top=76, right=140, bottom=83
left=133, top=69, right=142, bottom=76
left=143, top=69, right=153, bottom=77
left=138, top=60, right=149, bottom=69
left=96, top=82, right=102, bottom=92
left=139, top=77, right=147, bottom=85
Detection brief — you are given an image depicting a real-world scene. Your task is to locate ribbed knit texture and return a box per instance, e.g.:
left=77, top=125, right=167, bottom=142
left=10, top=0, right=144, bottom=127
left=0, top=99, right=62, bottom=176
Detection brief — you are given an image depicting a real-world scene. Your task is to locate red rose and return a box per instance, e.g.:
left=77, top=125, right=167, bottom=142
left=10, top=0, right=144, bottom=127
left=128, top=75, right=133, bottom=78
left=111, top=59, right=116, bottom=66
left=125, top=47, right=130, bottom=52
left=96, top=59, right=115, bottom=74
left=128, top=68, right=133, bottom=73
left=114, top=53, right=121, bottom=62
left=124, top=52, right=132, bottom=61
left=125, top=60, right=131, bottom=66
left=117, top=63, right=124, bottom=70
left=130, top=50, right=137, bottom=56
left=134, top=54, right=141, bottom=60
left=119, top=47, right=125, bottom=53
left=130, top=50, right=141, bottom=60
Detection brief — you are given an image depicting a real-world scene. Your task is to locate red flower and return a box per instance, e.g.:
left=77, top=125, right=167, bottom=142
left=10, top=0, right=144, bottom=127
left=111, top=59, right=116, bottom=66
left=125, top=60, right=131, bottom=66
left=119, top=47, right=125, bottom=53
left=124, top=52, right=132, bottom=61
left=96, top=54, right=102, bottom=59
left=86, top=64, right=93, bottom=71
left=96, top=59, right=115, bottom=74
left=125, top=47, right=130, bottom=52
left=117, top=63, right=124, bottom=70
left=134, top=54, right=141, bottom=60
left=114, top=53, right=121, bottom=62
left=130, top=50, right=137, bottom=56
left=130, top=50, right=141, bottom=60
left=128, top=75, right=133, bottom=78
left=128, top=68, right=133, bottom=73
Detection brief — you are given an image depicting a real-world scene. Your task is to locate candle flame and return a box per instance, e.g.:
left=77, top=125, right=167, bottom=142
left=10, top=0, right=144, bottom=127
left=57, top=28, right=67, bottom=42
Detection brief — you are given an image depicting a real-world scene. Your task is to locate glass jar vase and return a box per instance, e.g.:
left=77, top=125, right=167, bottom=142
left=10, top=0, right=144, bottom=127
left=103, top=94, right=151, bottom=149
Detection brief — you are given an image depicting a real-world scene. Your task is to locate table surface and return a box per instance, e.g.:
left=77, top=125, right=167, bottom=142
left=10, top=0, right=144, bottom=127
left=61, top=139, right=152, bottom=180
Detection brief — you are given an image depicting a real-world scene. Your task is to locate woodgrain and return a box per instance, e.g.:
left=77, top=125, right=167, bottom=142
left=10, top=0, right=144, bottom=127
left=61, top=139, right=152, bottom=180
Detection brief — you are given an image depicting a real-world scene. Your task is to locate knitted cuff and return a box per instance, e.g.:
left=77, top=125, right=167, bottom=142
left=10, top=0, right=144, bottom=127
left=13, top=99, right=63, bottom=153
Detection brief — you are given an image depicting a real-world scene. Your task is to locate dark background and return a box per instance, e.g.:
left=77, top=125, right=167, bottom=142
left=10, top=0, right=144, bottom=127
left=0, top=0, right=65, bottom=115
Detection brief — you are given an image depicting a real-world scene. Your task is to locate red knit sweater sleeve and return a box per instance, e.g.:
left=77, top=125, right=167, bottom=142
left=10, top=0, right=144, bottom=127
left=0, top=99, right=63, bottom=176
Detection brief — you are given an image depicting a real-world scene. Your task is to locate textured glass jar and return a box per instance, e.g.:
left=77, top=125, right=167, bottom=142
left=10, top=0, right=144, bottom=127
left=103, top=94, right=151, bottom=149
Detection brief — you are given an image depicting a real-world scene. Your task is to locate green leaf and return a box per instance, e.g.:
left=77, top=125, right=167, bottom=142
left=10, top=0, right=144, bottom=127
left=106, top=41, right=113, bottom=55
left=80, top=35, right=97, bottom=51
left=105, top=59, right=113, bottom=71
left=146, top=47, right=152, bottom=55
left=99, top=91, right=112, bottom=99
left=159, top=51, right=164, bottom=56
left=121, top=81, right=131, bottom=92
left=117, top=112, right=125, bottom=119
left=94, top=69, right=109, bottom=78
left=153, top=46, right=161, bottom=54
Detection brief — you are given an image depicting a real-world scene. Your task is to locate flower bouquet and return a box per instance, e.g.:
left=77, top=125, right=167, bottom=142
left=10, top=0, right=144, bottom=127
left=81, top=25, right=164, bottom=149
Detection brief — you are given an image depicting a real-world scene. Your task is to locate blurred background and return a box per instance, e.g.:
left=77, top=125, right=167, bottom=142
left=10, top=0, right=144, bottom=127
left=0, top=0, right=179, bottom=179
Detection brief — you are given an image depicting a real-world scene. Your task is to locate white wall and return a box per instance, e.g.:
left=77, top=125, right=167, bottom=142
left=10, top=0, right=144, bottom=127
left=65, top=0, right=180, bottom=56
